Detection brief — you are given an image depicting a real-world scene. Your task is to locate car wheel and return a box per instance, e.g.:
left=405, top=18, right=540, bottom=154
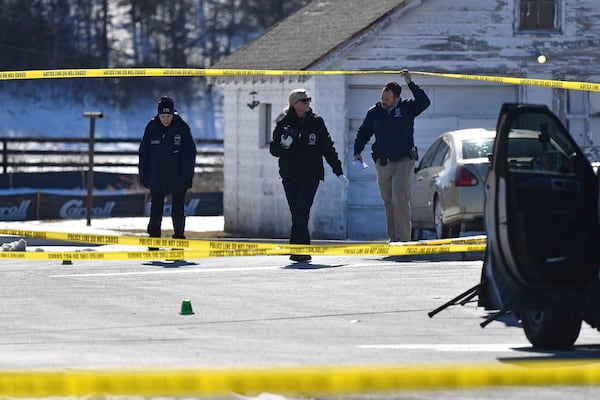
left=433, top=198, right=449, bottom=239
left=521, top=311, right=582, bottom=349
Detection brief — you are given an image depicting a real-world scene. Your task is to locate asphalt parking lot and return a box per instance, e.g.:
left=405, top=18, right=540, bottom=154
left=2, top=231, right=600, bottom=399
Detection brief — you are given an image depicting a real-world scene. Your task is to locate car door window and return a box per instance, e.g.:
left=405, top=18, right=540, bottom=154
left=506, top=113, right=577, bottom=175
left=431, top=141, right=449, bottom=167
left=418, top=139, right=442, bottom=169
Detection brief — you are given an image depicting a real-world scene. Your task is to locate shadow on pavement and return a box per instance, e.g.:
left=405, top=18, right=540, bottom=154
left=499, top=344, right=600, bottom=363
left=143, top=260, right=198, bottom=268
left=283, top=262, right=345, bottom=270
left=382, top=252, right=485, bottom=263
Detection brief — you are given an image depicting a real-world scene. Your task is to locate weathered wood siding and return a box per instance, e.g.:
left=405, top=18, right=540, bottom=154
left=222, top=0, right=600, bottom=240
left=328, top=0, right=600, bottom=239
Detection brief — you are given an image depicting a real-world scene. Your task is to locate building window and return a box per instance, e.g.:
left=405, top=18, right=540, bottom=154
left=518, top=0, right=558, bottom=31
left=259, top=103, right=272, bottom=147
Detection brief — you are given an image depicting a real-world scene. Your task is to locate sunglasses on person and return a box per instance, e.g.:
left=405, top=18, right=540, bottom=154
left=295, top=97, right=312, bottom=104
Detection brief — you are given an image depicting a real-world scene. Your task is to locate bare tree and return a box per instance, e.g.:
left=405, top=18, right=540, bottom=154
left=0, top=0, right=311, bottom=136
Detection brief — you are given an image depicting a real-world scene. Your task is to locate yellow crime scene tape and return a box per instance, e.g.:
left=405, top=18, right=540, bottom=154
left=0, top=361, right=599, bottom=397
left=0, top=228, right=486, bottom=260
left=1, top=67, right=600, bottom=92
left=415, top=70, right=600, bottom=92
left=5, top=66, right=584, bottom=396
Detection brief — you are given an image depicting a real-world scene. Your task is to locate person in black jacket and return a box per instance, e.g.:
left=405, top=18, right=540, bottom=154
left=138, top=96, right=196, bottom=241
left=270, top=89, right=348, bottom=262
left=353, top=70, right=430, bottom=242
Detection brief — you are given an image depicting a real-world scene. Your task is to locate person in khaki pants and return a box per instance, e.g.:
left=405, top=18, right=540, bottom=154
left=353, top=70, right=430, bottom=242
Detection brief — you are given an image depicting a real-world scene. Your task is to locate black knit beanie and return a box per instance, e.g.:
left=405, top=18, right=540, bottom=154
left=157, top=96, right=174, bottom=115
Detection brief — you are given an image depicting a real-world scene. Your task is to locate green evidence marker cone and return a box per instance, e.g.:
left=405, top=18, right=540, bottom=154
left=180, top=300, right=194, bottom=315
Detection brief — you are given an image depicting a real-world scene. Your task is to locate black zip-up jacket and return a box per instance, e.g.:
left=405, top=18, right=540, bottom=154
left=138, top=113, right=196, bottom=193
left=353, top=82, right=430, bottom=161
left=269, top=109, right=343, bottom=181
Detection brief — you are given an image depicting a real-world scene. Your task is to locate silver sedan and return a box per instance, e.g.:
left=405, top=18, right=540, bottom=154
left=410, top=128, right=496, bottom=239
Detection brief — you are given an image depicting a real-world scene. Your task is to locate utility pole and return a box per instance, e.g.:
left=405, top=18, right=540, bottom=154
left=83, top=112, right=103, bottom=226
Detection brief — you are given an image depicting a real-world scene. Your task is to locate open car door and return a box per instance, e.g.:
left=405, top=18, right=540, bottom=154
left=484, top=103, right=600, bottom=311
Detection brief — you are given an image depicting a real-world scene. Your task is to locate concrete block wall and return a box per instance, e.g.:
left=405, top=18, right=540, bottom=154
left=309, top=75, right=348, bottom=239
left=223, top=77, right=349, bottom=239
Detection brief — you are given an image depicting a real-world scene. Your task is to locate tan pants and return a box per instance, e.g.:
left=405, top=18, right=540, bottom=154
left=375, top=158, right=415, bottom=242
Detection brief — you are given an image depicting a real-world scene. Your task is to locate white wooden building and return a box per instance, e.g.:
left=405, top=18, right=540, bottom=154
left=213, top=0, right=600, bottom=240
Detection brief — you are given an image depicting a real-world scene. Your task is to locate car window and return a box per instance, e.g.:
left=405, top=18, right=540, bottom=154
left=462, top=138, right=495, bottom=159
left=419, top=138, right=442, bottom=169
left=431, top=140, right=449, bottom=167
left=506, top=113, right=578, bottom=174
left=507, top=137, right=543, bottom=158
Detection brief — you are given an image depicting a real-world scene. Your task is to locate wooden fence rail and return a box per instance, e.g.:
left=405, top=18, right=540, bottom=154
left=0, top=137, right=223, bottom=173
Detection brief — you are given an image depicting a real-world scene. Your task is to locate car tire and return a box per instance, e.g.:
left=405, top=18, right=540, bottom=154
left=521, top=311, right=582, bottom=349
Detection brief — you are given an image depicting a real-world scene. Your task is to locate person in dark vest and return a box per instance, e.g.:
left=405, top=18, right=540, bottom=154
left=138, top=96, right=196, bottom=242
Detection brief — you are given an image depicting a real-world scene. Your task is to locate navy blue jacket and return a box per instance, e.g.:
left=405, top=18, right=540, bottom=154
left=138, top=114, right=196, bottom=193
left=353, top=82, right=430, bottom=161
left=270, top=109, right=343, bottom=181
